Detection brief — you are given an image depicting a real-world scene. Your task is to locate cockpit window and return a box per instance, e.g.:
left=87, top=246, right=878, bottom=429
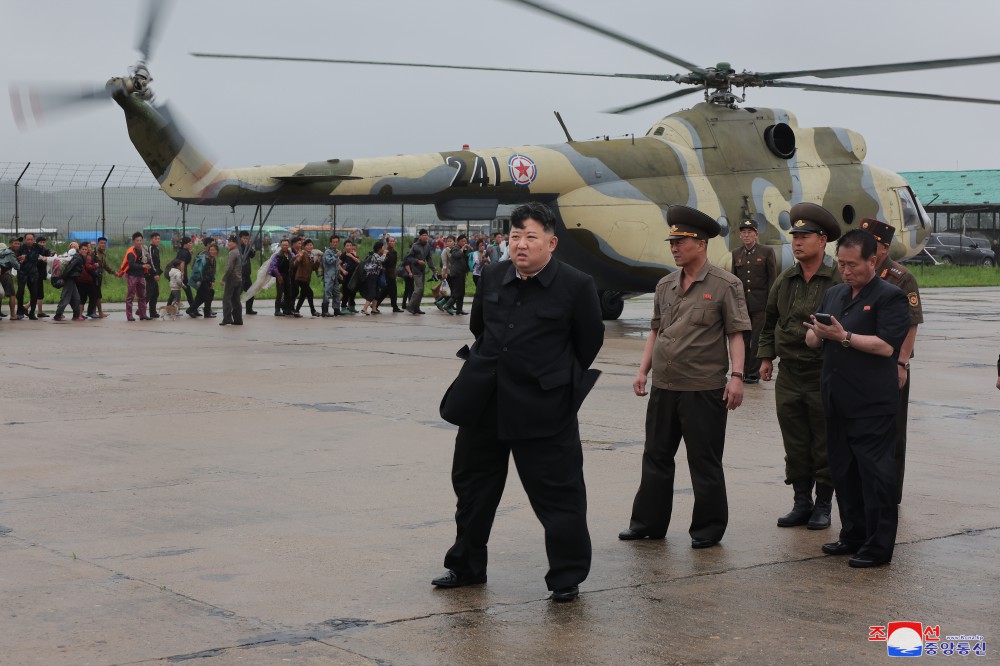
left=897, top=187, right=926, bottom=230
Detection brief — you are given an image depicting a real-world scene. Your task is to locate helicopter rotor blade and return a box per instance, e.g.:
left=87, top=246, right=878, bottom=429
left=759, top=54, right=1000, bottom=81
left=189, top=53, right=680, bottom=82
left=605, top=86, right=702, bottom=114
left=503, top=0, right=703, bottom=73
left=9, top=82, right=114, bottom=130
left=135, top=0, right=172, bottom=62
left=766, top=80, right=1000, bottom=105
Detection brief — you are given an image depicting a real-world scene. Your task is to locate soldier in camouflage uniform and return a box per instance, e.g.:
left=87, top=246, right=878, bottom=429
left=859, top=218, right=923, bottom=505
left=730, top=218, right=777, bottom=383
left=757, top=203, right=841, bottom=531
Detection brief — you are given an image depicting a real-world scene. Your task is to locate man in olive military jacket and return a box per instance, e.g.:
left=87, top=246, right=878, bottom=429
left=757, top=203, right=842, bottom=531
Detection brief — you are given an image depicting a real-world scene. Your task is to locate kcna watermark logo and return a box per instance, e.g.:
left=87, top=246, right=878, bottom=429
left=868, top=621, right=986, bottom=657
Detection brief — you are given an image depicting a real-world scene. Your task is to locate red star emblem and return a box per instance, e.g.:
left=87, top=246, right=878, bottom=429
left=508, top=154, right=537, bottom=186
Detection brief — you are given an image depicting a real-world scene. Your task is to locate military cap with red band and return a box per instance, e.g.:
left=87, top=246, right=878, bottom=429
left=859, top=217, right=895, bottom=244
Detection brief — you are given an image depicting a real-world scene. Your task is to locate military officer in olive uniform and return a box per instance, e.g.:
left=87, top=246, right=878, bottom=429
left=620, top=206, right=750, bottom=549
left=859, top=218, right=923, bottom=504
left=730, top=218, right=777, bottom=383
left=757, top=203, right=841, bottom=530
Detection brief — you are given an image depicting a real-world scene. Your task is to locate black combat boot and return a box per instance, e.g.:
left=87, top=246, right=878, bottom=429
left=807, top=483, right=834, bottom=530
left=777, top=479, right=814, bottom=527
left=321, top=303, right=331, bottom=317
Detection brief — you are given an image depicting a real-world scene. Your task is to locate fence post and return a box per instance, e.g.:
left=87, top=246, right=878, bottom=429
left=14, top=162, right=30, bottom=235
left=100, top=165, right=115, bottom=236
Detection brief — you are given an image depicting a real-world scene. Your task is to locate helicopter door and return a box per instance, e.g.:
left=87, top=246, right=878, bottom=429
left=895, top=187, right=926, bottom=230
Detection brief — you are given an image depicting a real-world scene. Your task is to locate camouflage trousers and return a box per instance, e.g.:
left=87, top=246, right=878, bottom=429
left=774, top=360, right=831, bottom=487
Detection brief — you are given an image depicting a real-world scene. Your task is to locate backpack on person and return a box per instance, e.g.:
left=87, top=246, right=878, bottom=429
left=50, top=258, right=66, bottom=288
left=191, top=253, right=207, bottom=286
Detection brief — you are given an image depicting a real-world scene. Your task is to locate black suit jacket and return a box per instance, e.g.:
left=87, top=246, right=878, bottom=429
left=440, top=258, right=604, bottom=440
left=818, top=277, right=909, bottom=418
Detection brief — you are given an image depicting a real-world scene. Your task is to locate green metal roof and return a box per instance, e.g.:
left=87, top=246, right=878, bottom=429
left=899, top=170, right=1000, bottom=206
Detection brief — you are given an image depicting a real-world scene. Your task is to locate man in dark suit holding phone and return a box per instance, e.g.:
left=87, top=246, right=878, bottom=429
left=434, top=202, right=604, bottom=602
left=806, top=229, right=909, bottom=568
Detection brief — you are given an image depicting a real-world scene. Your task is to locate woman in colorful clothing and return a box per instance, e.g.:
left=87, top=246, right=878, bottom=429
left=359, top=240, right=388, bottom=316
left=293, top=239, right=320, bottom=317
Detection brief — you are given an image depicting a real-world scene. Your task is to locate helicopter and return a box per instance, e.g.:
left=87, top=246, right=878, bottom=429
left=12, top=0, right=1000, bottom=319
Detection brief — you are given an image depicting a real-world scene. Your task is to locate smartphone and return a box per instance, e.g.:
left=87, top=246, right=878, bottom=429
left=813, top=312, right=833, bottom=325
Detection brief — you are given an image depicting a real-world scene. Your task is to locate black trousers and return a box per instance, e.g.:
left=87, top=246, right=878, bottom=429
left=283, top=276, right=297, bottom=314
left=402, top=276, right=414, bottom=307
left=192, top=281, right=213, bottom=313
left=444, top=402, right=591, bottom=591
left=243, top=274, right=255, bottom=313
left=895, top=370, right=910, bottom=504
left=79, top=282, right=97, bottom=316
left=295, top=280, right=315, bottom=313
left=18, top=275, right=42, bottom=316
left=827, top=413, right=898, bottom=563
left=379, top=274, right=398, bottom=309
left=443, top=273, right=466, bottom=312
left=182, top=282, right=194, bottom=308
left=628, top=387, right=729, bottom=541
left=146, top=276, right=160, bottom=312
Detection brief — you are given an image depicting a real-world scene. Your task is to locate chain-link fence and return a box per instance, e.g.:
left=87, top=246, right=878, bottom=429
left=1, top=162, right=505, bottom=248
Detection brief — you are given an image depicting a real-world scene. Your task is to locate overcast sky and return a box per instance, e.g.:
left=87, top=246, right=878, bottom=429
left=4, top=0, right=1000, bottom=176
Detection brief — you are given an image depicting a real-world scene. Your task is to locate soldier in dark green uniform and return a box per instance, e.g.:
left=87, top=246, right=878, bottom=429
left=859, top=218, right=923, bottom=504
left=757, top=203, right=841, bottom=530
left=731, top=218, right=777, bottom=383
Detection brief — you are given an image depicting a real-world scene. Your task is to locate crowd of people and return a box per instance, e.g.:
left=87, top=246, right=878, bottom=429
left=0, top=228, right=510, bottom=325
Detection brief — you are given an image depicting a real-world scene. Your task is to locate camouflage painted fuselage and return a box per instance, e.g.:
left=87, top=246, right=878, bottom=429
left=115, top=83, right=928, bottom=295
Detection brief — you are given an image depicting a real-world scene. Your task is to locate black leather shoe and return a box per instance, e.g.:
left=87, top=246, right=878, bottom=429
left=618, top=528, right=664, bottom=540
left=848, top=554, right=885, bottom=568
left=431, top=570, right=486, bottom=588
left=743, top=376, right=760, bottom=384
left=246, top=310, right=258, bottom=315
left=550, top=585, right=579, bottom=602
left=691, top=537, right=720, bottom=549
left=821, top=541, right=860, bottom=556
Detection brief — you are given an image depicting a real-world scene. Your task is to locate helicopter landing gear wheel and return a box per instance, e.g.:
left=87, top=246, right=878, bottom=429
left=599, top=290, right=625, bottom=320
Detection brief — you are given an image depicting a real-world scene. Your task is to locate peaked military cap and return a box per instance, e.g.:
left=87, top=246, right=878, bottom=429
left=788, top=202, right=841, bottom=241
left=739, top=218, right=758, bottom=231
left=665, top=205, right=721, bottom=241
left=859, top=217, right=895, bottom=244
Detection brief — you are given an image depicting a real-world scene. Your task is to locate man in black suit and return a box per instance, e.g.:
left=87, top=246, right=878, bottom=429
left=434, top=201, right=604, bottom=603
left=805, top=229, right=909, bottom=568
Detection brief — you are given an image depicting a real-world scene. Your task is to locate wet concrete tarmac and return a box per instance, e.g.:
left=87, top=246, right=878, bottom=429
left=1, top=288, right=997, bottom=664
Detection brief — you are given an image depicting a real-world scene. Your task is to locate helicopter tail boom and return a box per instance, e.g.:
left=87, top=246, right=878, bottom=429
left=112, top=80, right=227, bottom=202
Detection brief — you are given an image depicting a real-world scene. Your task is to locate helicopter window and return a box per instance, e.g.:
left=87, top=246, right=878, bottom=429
left=896, top=188, right=923, bottom=230
left=653, top=127, right=665, bottom=136
left=778, top=210, right=791, bottom=231
left=842, top=205, right=856, bottom=225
